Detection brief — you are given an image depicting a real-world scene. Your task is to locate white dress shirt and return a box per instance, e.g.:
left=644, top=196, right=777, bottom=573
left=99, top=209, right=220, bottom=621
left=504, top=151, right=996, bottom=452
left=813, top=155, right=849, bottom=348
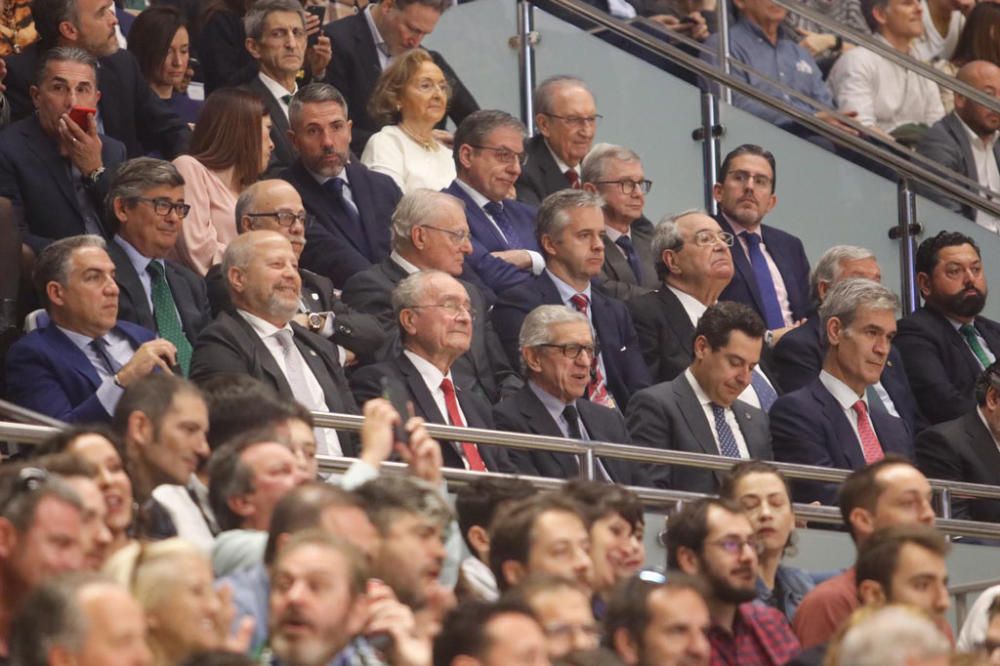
left=454, top=178, right=545, bottom=275
left=818, top=369, right=871, bottom=457
left=685, top=368, right=750, bottom=458
left=957, top=115, right=1000, bottom=233
left=258, top=71, right=296, bottom=119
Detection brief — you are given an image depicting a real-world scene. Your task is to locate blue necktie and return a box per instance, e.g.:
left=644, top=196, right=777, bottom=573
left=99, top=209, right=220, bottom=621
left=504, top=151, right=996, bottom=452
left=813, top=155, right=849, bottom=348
left=740, top=231, right=784, bottom=330
left=615, top=235, right=645, bottom=284
left=323, top=178, right=371, bottom=256
left=710, top=403, right=742, bottom=458
left=750, top=370, right=778, bottom=412
left=483, top=201, right=521, bottom=248
left=90, top=337, right=122, bottom=377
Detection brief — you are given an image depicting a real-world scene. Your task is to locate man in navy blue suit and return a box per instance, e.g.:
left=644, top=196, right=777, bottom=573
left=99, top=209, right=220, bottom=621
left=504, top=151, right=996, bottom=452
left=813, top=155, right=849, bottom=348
left=282, top=83, right=401, bottom=288
left=770, top=278, right=913, bottom=504
left=713, top=144, right=811, bottom=339
left=444, top=110, right=541, bottom=295
left=491, top=189, right=651, bottom=411
left=5, top=236, right=177, bottom=422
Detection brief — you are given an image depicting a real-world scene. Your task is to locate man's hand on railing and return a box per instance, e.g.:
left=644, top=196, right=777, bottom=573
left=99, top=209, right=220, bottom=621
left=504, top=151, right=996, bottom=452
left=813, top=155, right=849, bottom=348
left=815, top=109, right=861, bottom=137
left=647, top=12, right=709, bottom=41
left=796, top=28, right=838, bottom=57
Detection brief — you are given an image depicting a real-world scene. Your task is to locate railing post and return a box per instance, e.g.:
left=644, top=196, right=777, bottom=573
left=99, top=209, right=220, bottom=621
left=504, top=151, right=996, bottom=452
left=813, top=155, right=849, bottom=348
left=580, top=446, right=596, bottom=481
left=517, top=0, right=537, bottom=135
left=699, top=91, right=721, bottom=214
left=893, top=179, right=921, bottom=315
left=715, top=5, right=731, bottom=105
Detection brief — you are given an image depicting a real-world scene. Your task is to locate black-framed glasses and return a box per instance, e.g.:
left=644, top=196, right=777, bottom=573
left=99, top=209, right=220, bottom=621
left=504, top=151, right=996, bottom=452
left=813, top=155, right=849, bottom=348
left=133, top=197, right=192, bottom=219
left=541, top=112, right=603, bottom=128
left=538, top=342, right=598, bottom=360
left=245, top=211, right=310, bottom=229
left=408, top=303, right=478, bottom=320
left=593, top=179, right=652, bottom=195
left=469, top=144, right=527, bottom=166
left=692, top=230, right=735, bottom=247
left=419, top=224, right=472, bottom=244
left=727, top=170, right=772, bottom=189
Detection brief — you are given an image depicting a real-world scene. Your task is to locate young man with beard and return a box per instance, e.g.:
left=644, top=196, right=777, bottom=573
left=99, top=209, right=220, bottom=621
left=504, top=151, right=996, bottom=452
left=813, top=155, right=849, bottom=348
left=666, top=498, right=800, bottom=666
left=895, top=230, right=1000, bottom=424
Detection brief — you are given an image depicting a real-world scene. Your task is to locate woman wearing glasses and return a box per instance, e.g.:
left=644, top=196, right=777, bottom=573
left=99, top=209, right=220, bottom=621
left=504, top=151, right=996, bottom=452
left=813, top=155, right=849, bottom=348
left=361, top=49, right=456, bottom=194
left=171, top=88, right=275, bottom=276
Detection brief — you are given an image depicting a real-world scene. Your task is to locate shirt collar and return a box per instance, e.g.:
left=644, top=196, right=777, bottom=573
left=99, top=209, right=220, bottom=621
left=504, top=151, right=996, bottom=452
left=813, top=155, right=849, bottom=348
left=363, top=4, right=390, bottom=58
left=545, top=268, right=591, bottom=303
left=308, top=166, right=349, bottom=187
left=666, top=285, right=708, bottom=326
left=258, top=71, right=297, bottom=103
left=819, top=369, right=867, bottom=408
left=454, top=177, right=494, bottom=207
left=57, top=325, right=104, bottom=352
left=956, top=113, right=999, bottom=151
left=390, top=250, right=421, bottom=275
left=544, top=140, right=577, bottom=174
left=684, top=368, right=714, bottom=407
left=237, top=309, right=292, bottom=339
left=604, top=226, right=630, bottom=242
left=528, top=379, right=574, bottom=417
left=113, top=234, right=157, bottom=276
left=403, top=349, right=451, bottom=390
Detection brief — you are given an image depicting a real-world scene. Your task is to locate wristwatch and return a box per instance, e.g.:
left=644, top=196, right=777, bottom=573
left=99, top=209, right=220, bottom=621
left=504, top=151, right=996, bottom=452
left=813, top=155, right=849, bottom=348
left=84, top=166, right=105, bottom=188
left=307, top=312, right=326, bottom=333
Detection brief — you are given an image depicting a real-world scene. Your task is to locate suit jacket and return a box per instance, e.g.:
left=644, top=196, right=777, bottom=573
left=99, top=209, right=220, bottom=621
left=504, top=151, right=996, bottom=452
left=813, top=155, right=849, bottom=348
left=915, top=112, right=1000, bottom=221
left=770, top=378, right=914, bottom=504
left=491, top=272, right=651, bottom=410
left=516, top=135, right=573, bottom=207
left=772, top=316, right=924, bottom=436
left=443, top=180, right=539, bottom=294
left=597, top=217, right=659, bottom=300
left=322, top=12, right=479, bottom=156
left=716, top=215, right=812, bottom=324
left=493, top=384, right=648, bottom=485
left=627, top=286, right=696, bottom=384
left=242, top=77, right=296, bottom=174
left=341, top=257, right=522, bottom=403
left=189, top=311, right=359, bottom=454
left=895, top=306, right=1000, bottom=425
left=197, top=9, right=258, bottom=94
left=0, top=115, right=126, bottom=254
left=5, top=319, right=156, bottom=422
left=915, top=409, right=1000, bottom=523
left=106, top=239, right=211, bottom=348
left=349, top=353, right=516, bottom=473
left=625, top=375, right=772, bottom=491
left=5, top=45, right=191, bottom=159
left=204, top=264, right=386, bottom=363
left=282, top=159, right=400, bottom=288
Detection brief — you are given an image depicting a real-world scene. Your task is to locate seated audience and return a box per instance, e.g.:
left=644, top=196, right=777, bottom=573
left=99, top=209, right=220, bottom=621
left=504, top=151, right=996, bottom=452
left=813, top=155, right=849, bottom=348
left=322, top=0, right=478, bottom=156
left=494, top=305, right=645, bottom=484
left=626, top=302, right=773, bottom=492
left=10, top=572, right=152, bottom=666
left=516, top=76, right=598, bottom=206
left=5, top=236, right=176, bottom=423
left=720, top=461, right=814, bottom=624
left=832, top=605, right=951, bottom=666
left=433, top=599, right=551, bottom=666
left=283, top=83, right=401, bottom=288
left=443, top=109, right=541, bottom=293
left=106, top=158, right=212, bottom=375
left=361, top=49, right=457, bottom=193
left=582, top=144, right=658, bottom=300
left=932, top=2, right=1000, bottom=113
left=342, top=188, right=520, bottom=402
left=895, top=230, right=1000, bottom=424
left=171, top=88, right=275, bottom=276
left=350, top=271, right=516, bottom=473
left=828, top=0, right=946, bottom=137
left=493, top=190, right=651, bottom=410
left=190, top=231, right=359, bottom=456
left=196, top=0, right=256, bottom=94
left=0, top=47, right=126, bottom=255
left=604, top=573, right=711, bottom=666
left=126, top=6, right=202, bottom=125
left=37, top=453, right=113, bottom=572
left=770, top=279, right=912, bottom=504
left=505, top=576, right=599, bottom=659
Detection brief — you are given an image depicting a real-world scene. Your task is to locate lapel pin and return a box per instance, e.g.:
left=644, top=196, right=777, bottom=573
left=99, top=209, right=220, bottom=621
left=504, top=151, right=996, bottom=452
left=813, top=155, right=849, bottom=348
left=312, top=293, right=319, bottom=300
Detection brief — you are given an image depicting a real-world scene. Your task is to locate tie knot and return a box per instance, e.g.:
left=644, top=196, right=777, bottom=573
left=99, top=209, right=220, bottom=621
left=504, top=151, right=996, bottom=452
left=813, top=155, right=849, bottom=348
left=563, top=404, right=579, bottom=423
left=484, top=201, right=503, bottom=218
left=440, top=377, right=455, bottom=396
left=146, top=260, right=165, bottom=279
left=852, top=400, right=869, bottom=417
left=960, top=323, right=977, bottom=336
left=740, top=231, right=761, bottom=247
left=281, top=94, right=292, bottom=105
left=569, top=293, right=589, bottom=313
left=90, top=337, right=109, bottom=352
left=324, top=178, right=347, bottom=197
left=273, top=328, right=295, bottom=349
left=710, top=402, right=726, bottom=417
left=615, top=235, right=634, bottom=250
left=565, top=169, right=580, bottom=188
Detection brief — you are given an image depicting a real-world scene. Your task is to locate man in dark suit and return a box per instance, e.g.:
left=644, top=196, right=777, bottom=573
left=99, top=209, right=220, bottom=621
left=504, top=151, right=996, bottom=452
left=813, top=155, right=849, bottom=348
left=916, top=363, right=1000, bottom=523
left=350, top=271, right=515, bottom=473
left=445, top=109, right=541, bottom=294
left=771, top=279, right=913, bottom=504
left=516, top=76, right=598, bottom=206
left=493, top=305, right=646, bottom=485
left=5, top=236, right=177, bottom=422
left=492, top=190, right=651, bottom=411
left=626, top=302, right=773, bottom=492
left=915, top=61, right=1000, bottom=228
left=341, top=188, right=520, bottom=403
left=895, top=230, right=1000, bottom=425
left=581, top=144, right=659, bottom=300
left=4, top=0, right=190, bottom=158
left=0, top=47, right=126, bottom=256
left=713, top=144, right=811, bottom=332
left=283, top=83, right=401, bottom=288
left=105, top=158, right=211, bottom=376
left=322, top=0, right=478, bottom=156
left=773, top=246, right=923, bottom=436
left=206, top=179, right=386, bottom=365
left=190, top=231, right=359, bottom=456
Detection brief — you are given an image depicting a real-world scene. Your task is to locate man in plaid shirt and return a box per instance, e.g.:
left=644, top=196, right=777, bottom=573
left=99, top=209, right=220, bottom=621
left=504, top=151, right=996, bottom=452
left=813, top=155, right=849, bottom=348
left=666, top=497, right=801, bottom=666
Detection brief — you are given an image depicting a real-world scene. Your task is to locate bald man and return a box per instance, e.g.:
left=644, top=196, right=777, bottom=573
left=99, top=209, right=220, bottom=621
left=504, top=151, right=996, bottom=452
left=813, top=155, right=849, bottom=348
left=916, top=60, right=1000, bottom=231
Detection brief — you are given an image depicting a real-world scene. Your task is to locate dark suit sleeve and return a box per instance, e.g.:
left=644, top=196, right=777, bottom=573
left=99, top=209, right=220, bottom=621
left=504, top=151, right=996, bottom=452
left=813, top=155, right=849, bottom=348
left=347, top=363, right=391, bottom=408
left=300, top=215, right=379, bottom=289
left=0, top=138, right=41, bottom=253
left=894, top=322, right=975, bottom=424
left=623, top=390, right=674, bottom=489
left=769, top=395, right=838, bottom=504
left=198, top=11, right=259, bottom=93
left=628, top=298, right=685, bottom=384
left=341, top=271, right=395, bottom=328
left=914, top=426, right=972, bottom=520
left=618, top=306, right=653, bottom=397
left=205, top=265, right=231, bottom=317
left=467, top=239, right=532, bottom=294
left=92, top=140, right=127, bottom=222
left=189, top=326, right=258, bottom=385
left=771, top=331, right=821, bottom=392
left=330, top=304, right=388, bottom=364
left=5, top=344, right=111, bottom=423
left=490, top=297, right=529, bottom=369
left=914, top=122, right=967, bottom=215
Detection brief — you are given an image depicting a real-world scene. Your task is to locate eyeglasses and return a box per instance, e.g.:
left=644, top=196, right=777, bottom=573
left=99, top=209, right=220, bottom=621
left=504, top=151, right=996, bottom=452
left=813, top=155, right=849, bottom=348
left=133, top=197, right=192, bottom=219
left=542, top=113, right=603, bottom=128
left=420, top=224, right=472, bottom=244
left=469, top=144, right=528, bottom=166
left=537, top=342, right=599, bottom=360
left=412, top=78, right=451, bottom=96
left=709, top=536, right=762, bottom=555
left=543, top=622, right=602, bottom=641
left=692, top=230, right=735, bottom=247
left=593, top=179, right=652, bottom=195
left=244, top=211, right=311, bottom=229
left=408, top=302, right=478, bottom=320
left=726, top=170, right=773, bottom=189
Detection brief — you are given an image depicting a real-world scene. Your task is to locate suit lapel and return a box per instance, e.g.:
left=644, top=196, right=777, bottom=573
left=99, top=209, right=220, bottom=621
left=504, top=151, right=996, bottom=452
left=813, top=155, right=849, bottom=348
left=945, top=113, right=979, bottom=185
left=716, top=215, right=766, bottom=315
left=657, top=288, right=696, bottom=359
left=290, top=324, right=345, bottom=412
left=42, top=324, right=102, bottom=388
left=21, top=119, right=81, bottom=215
left=813, top=382, right=866, bottom=468
left=447, top=182, right=509, bottom=249
left=398, top=355, right=446, bottom=423
left=732, top=402, right=766, bottom=458
left=107, top=241, right=155, bottom=328
left=345, top=162, right=384, bottom=254
left=602, top=235, right=636, bottom=282
left=964, top=410, right=1000, bottom=475
left=673, top=378, right=719, bottom=456
left=514, top=388, right=580, bottom=478
left=226, top=313, right=294, bottom=394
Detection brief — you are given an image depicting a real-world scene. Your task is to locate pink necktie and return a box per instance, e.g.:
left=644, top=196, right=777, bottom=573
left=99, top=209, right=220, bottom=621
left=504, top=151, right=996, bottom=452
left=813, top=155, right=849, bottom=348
left=852, top=400, right=885, bottom=464
left=568, top=294, right=614, bottom=408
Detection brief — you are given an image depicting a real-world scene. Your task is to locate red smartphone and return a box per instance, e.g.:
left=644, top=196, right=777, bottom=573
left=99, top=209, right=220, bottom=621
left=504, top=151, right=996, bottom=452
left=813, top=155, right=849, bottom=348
left=68, top=106, right=96, bottom=128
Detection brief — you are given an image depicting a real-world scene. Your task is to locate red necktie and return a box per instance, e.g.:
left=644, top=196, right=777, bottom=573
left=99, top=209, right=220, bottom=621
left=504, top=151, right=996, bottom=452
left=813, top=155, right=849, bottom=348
left=568, top=294, right=614, bottom=408
left=440, top=378, right=487, bottom=471
left=852, top=400, right=885, bottom=464
left=565, top=169, right=581, bottom=189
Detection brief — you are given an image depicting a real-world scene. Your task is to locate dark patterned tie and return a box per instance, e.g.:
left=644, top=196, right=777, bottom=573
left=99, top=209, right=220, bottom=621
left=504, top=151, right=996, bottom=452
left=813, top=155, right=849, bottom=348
left=740, top=231, right=784, bottom=330
left=710, top=403, right=742, bottom=458
left=483, top=201, right=521, bottom=248
left=147, top=262, right=192, bottom=375
left=323, top=178, right=371, bottom=256
left=615, top=235, right=645, bottom=284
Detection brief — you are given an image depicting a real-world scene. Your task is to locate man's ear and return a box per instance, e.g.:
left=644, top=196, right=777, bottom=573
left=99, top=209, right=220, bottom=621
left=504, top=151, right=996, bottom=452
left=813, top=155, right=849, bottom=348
left=692, top=335, right=710, bottom=361
left=227, top=267, right=246, bottom=295
left=48, top=645, right=77, bottom=666
left=46, top=281, right=66, bottom=309
left=457, top=143, right=475, bottom=171
left=500, top=560, right=527, bottom=589
left=857, top=579, right=886, bottom=607
left=245, top=37, right=262, bottom=60
left=826, top=315, right=844, bottom=347
left=227, top=494, right=256, bottom=521
left=399, top=308, right=418, bottom=337
left=582, top=182, right=598, bottom=195
left=663, top=249, right=679, bottom=275
left=58, top=19, right=79, bottom=44
left=916, top=272, right=931, bottom=299
left=467, top=525, right=490, bottom=561
left=675, top=545, right=700, bottom=576
left=540, top=233, right=557, bottom=258
left=522, top=347, right=543, bottom=375
left=613, top=627, right=640, bottom=666
left=126, top=410, right=155, bottom=453
left=535, top=113, right=550, bottom=139
left=849, top=507, right=875, bottom=542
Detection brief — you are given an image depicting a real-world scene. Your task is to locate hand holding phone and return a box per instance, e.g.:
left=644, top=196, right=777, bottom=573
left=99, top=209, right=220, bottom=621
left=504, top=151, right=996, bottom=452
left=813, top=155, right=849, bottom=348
left=68, top=106, right=96, bottom=129
left=306, top=4, right=326, bottom=47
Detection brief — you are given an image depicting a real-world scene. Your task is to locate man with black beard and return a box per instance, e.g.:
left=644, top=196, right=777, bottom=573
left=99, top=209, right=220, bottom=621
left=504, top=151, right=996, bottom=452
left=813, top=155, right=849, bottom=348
left=895, top=231, right=1000, bottom=425
left=665, top=498, right=800, bottom=666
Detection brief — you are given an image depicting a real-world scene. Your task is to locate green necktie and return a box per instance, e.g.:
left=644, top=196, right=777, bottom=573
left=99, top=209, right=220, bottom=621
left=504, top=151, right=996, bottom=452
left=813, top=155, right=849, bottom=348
left=960, top=323, right=992, bottom=369
left=147, top=261, right=192, bottom=375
